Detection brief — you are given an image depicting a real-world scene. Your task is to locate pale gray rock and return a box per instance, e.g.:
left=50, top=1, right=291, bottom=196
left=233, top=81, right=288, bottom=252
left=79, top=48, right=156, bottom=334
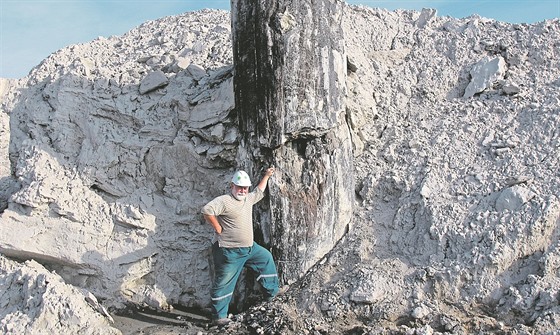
left=0, top=255, right=121, bottom=335
left=502, top=82, right=521, bottom=95
left=1, top=10, right=235, bottom=319
left=180, top=77, right=234, bottom=128
left=495, top=185, right=536, bottom=211
left=0, top=5, right=559, bottom=335
left=139, top=70, right=169, bottom=94
left=0, top=79, right=20, bottom=212
left=463, top=56, right=507, bottom=98
left=186, top=63, right=207, bottom=81
left=416, top=8, right=437, bottom=28
left=411, top=304, right=431, bottom=319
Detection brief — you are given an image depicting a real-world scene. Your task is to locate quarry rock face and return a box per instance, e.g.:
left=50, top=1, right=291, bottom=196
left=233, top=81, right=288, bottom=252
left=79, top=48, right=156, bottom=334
left=1, top=9, right=236, bottom=314
left=231, top=0, right=353, bottom=282
left=0, top=4, right=559, bottom=335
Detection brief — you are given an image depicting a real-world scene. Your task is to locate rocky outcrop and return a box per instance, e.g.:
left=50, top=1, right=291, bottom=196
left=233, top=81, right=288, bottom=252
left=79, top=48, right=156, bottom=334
left=231, top=0, right=353, bottom=282
left=0, top=78, right=20, bottom=212
left=0, top=10, right=236, bottom=312
left=0, top=255, right=120, bottom=334
left=0, top=4, right=559, bottom=335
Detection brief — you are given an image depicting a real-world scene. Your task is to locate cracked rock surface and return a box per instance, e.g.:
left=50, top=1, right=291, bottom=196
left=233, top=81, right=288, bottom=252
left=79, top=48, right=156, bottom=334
left=0, top=4, right=559, bottom=335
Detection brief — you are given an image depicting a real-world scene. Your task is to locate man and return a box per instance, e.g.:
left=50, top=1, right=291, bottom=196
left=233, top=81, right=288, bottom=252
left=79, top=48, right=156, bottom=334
left=202, top=167, right=280, bottom=325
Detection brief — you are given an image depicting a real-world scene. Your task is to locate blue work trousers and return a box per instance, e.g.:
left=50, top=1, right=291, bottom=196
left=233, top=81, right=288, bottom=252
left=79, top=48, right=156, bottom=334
left=211, top=242, right=279, bottom=319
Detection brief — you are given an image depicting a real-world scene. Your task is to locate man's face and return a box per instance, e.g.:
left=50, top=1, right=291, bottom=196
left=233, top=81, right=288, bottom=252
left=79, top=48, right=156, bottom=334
left=231, top=184, right=249, bottom=200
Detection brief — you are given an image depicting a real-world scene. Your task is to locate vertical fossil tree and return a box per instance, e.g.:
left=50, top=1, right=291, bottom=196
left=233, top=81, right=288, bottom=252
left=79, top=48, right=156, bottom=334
left=231, top=0, right=353, bottom=282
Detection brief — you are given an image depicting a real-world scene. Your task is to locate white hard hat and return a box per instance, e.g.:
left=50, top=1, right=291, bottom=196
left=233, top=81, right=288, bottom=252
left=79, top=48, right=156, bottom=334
left=232, top=170, right=252, bottom=187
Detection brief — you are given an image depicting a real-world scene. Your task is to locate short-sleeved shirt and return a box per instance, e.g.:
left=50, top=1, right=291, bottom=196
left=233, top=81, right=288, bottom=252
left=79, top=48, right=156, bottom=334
left=202, top=187, right=264, bottom=248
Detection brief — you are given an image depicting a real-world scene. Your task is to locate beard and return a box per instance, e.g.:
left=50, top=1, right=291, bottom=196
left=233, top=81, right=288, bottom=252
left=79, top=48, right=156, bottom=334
left=232, top=192, right=247, bottom=201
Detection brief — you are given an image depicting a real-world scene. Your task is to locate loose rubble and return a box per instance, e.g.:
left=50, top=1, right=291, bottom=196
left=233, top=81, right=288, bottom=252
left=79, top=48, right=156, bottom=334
left=0, top=4, right=559, bottom=335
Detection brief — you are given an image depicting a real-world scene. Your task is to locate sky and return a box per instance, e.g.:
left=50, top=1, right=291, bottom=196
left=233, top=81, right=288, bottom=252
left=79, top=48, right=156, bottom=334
left=1, top=0, right=559, bottom=79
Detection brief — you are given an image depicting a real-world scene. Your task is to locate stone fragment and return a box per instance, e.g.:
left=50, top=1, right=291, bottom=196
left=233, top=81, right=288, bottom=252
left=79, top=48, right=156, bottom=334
left=495, top=185, right=536, bottom=211
left=181, top=77, right=234, bottom=128
left=502, top=82, right=520, bottom=95
left=139, top=70, right=169, bottom=94
left=172, top=57, right=191, bottom=72
left=463, top=56, right=507, bottom=98
left=416, top=8, right=437, bottom=28
left=350, top=289, right=383, bottom=304
left=411, top=305, right=431, bottom=319
left=187, top=63, right=207, bottom=81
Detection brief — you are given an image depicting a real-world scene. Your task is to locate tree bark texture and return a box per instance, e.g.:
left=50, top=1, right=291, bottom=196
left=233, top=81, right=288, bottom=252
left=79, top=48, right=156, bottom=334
left=231, top=0, right=353, bottom=282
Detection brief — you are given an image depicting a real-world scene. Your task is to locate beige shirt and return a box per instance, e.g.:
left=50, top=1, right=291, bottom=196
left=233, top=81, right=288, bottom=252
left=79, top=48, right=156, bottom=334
left=202, top=188, right=264, bottom=248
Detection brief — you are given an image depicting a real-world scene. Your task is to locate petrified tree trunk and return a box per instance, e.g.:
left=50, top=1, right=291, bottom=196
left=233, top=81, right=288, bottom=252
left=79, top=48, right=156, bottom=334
left=231, top=0, right=353, bottom=282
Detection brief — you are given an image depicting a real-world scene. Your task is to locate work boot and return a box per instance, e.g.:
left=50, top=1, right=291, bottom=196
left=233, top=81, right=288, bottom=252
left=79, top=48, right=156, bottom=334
left=266, top=285, right=289, bottom=301
left=277, top=285, right=289, bottom=296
